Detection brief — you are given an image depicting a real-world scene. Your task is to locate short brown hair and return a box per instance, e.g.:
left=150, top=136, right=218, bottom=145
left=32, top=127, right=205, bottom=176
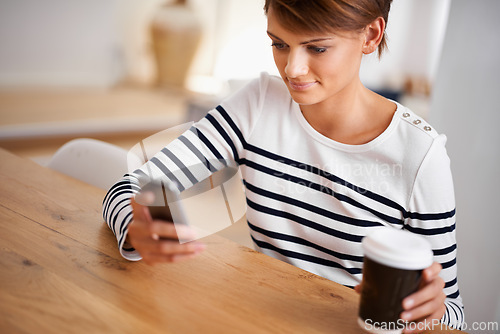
left=264, top=0, right=392, bottom=58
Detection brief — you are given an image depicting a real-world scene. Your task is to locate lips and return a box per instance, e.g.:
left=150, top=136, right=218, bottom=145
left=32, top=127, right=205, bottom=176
left=287, top=80, right=317, bottom=91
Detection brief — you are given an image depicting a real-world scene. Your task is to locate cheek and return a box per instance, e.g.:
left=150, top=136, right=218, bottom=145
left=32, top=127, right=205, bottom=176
left=315, top=52, right=360, bottom=79
left=273, top=52, right=287, bottom=72
left=309, top=57, right=336, bottom=78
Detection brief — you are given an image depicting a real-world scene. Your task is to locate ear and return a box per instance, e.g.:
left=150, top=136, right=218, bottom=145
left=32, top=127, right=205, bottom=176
left=362, top=17, right=385, bottom=55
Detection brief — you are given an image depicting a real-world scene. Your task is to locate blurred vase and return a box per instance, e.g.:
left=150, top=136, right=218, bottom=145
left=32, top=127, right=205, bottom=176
left=151, top=0, right=202, bottom=89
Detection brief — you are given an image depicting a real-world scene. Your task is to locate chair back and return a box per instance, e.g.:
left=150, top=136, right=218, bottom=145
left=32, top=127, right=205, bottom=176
left=47, top=138, right=129, bottom=190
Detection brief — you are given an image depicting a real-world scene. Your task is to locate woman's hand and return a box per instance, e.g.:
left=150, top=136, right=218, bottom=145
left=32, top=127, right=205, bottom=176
left=354, top=262, right=446, bottom=333
left=400, top=262, right=446, bottom=333
left=127, top=194, right=205, bottom=265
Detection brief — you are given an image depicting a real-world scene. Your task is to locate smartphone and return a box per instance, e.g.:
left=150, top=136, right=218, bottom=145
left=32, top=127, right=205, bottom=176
left=138, top=179, right=189, bottom=231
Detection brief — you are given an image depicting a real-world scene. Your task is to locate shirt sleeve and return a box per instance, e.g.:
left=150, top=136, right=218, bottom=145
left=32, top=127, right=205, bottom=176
left=405, top=134, right=465, bottom=329
left=102, top=73, right=268, bottom=260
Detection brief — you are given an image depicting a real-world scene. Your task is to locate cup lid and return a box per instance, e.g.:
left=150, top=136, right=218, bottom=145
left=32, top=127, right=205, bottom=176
left=362, top=228, right=433, bottom=270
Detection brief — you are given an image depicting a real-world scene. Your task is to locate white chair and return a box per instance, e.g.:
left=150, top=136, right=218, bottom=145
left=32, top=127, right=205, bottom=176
left=47, top=138, right=129, bottom=190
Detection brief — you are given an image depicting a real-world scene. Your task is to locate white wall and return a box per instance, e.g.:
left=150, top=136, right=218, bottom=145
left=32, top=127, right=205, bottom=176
left=0, top=0, right=450, bottom=92
left=429, top=0, right=500, bottom=332
left=360, top=0, right=450, bottom=91
left=0, top=0, right=124, bottom=88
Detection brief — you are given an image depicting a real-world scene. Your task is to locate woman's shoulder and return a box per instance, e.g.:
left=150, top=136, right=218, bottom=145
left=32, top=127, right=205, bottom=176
left=221, top=72, right=291, bottom=111
left=216, top=72, right=291, bottom=138
left=392, top=103, right=450, bottom=165
left=394, top=103, right=443, bottom=142
left=255, top=72, right=289, bottom=98
left=261, top=72, right=285, bottom=87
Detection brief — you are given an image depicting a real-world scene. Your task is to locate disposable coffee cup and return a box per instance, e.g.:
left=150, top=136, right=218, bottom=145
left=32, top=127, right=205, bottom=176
left=358, top=228, right=433, bottom=334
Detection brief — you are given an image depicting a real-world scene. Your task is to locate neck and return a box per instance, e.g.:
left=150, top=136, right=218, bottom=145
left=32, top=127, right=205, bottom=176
left=299, top=81, right=396, bottom=145
left=300, top=78, right=368, bottom=130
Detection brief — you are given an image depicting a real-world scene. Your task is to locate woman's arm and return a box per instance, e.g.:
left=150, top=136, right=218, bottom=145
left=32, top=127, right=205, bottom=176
left=403, top=134, right=464, bottom=330
left=102, top=74, right=269, bottom=262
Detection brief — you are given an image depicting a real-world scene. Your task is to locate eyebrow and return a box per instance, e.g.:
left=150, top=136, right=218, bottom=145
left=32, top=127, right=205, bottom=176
left=267, top=31, right=332, bottom=45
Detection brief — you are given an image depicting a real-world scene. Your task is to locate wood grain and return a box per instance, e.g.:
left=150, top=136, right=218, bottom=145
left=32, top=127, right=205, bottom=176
left=0, top=148, right=464, bottom=334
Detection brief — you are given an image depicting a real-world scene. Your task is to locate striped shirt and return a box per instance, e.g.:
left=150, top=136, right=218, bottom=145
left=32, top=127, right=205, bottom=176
left=103, top=72, right=464, bottom=328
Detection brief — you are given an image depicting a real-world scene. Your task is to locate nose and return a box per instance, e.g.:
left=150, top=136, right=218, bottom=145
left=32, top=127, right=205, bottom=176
left=285, top=50, right=308, bottom=78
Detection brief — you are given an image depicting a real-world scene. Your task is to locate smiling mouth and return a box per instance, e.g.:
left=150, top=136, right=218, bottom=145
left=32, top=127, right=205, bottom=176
left=288, top=80, right=317, bottom=91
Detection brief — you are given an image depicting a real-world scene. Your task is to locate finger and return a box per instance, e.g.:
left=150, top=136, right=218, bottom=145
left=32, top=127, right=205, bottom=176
left=403, top=277, right=445, bottom=311
left=131, top=236, right=205, bottom=261
left=150, top=221, right=197, bottom=241
left=131, top=196, right=163, bottom=240
left=134, top=190, right=155, bottom=206
left=402, top=307, right=446, bottom=333
left=136, top=238, right=205, bottom=256
left=401, top=290, right=446, bottom=322
left=141, top=253, right=180, bottom=266
left=422, top=262, right=442, bottom=284
left=131, top=196, right=152, bottom=224
left=354, top=284, right=362, bottom=294
left=128, top=216, right=156, bottom=239
left=154, top=240, right=206, bottom=256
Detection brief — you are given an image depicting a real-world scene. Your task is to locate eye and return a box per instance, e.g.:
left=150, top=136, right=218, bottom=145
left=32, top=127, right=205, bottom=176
left=271, top=42, right=287, bottom=50
left=307, top=46, right=328, bottom=54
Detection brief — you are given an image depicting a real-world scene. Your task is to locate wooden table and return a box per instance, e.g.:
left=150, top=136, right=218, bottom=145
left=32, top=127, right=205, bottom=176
left=0, top=148, right=463, bottom=334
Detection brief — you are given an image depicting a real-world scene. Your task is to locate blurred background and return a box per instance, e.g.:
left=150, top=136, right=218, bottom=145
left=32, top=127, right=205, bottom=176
left=0, top=0, right=498, bottom=332
left=0, top=0, right=449, bottom=163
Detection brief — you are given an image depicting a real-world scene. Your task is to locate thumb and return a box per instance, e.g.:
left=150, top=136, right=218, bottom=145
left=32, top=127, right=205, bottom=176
left=131, top=194, right=153, bottom=224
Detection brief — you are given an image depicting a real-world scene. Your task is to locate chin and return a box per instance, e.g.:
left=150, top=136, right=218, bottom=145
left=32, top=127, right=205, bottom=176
left=288, top=91, right=320, bottom=106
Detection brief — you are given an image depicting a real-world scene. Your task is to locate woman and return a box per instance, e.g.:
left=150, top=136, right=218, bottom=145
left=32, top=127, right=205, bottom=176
left=103, top=0, right=464, bottom=331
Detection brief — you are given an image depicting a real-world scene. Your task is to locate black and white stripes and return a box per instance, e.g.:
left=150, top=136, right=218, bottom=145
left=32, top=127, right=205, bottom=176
left=102, top=72, right=464, bottom=329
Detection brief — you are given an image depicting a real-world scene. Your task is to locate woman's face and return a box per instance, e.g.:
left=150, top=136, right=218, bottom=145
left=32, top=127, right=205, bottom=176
left=267, top=9, right=366, bottom=108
